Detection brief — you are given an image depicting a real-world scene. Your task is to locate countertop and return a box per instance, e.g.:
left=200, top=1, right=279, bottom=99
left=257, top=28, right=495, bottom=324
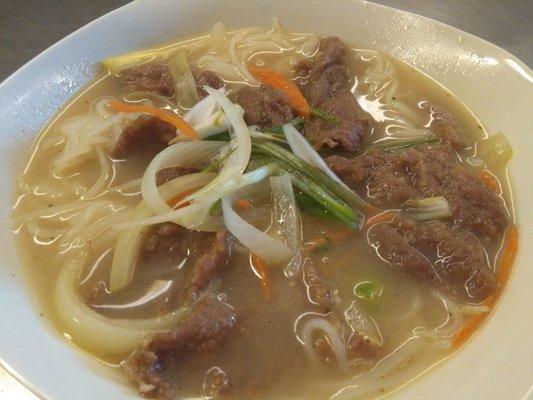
left=0, top=0, right=531, bottom=398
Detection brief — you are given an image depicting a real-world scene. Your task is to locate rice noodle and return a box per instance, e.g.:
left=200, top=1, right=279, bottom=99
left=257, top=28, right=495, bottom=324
left=53, top=111, right=138, bottom=173
left=58, top=201, right=127, bottom=253
left=331, top=337, right=424, bottom=400
left=11, top=199, right=90, bottom=226
left=356, top=50, right=429, bottom=139
left=110, top=178, right=142, bottom=195
left=301, top=317, right=350, bottom=373
left=82, top=147, right=112, bottom=199
left=92, top=96, right=115, bottom=119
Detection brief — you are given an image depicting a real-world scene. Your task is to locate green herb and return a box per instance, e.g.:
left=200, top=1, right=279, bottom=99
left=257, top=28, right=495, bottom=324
left=251, top=140, right=368, bottom=228
left=205, top=131, right=231, bottom=142
left=295, top=192, right=336, bottom=221
left=311, top=107, right=340, bottom=124
left=316, top=230, right=332, bottom=251
left=209, top=199, right=222, bottom=216
left=202, top=148, right=235, bottom=172
left=362, top=136, right=440, bottom=153
left=267, top=117, right=306, bottom=134
left=354, top=281, right=382, bottom=301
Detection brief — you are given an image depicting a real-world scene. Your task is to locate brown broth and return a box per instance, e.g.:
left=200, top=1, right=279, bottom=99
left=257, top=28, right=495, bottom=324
left=11, top=26, right=515, bottom=400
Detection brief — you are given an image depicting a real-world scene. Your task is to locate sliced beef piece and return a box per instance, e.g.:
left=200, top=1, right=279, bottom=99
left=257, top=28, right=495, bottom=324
left=327, top=145, right=507, bottom=238
left=297, top=37, right=348, bottom=107
left=111, top=115, right=175, bottom=157
left=184, top=231, right=234, bottom=301
left=143, top=223, right=185, bottom=257
left=143, top=227, right=233, bottom=303
left=302, top=258, right=334, bottom=311
left=124, top=296, right=236, bottom=400
left=123, top=63, right=175, bottom=97
left=233, top=85, right=294, bottom=128
left=369, top=216, right=496, bottom=301
left=430, top=108, right=468, bottom=149
left=297, top=37, right=369, bottom=151
left=303, top=91, right=369, bottom=152
left=155, top=167, right=201, bottom=186
left=193, top=70, right=224, bottom=98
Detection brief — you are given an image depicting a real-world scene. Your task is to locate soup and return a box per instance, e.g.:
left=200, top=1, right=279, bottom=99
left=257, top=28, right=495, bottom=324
left=11, top=20, right=518, bottom=400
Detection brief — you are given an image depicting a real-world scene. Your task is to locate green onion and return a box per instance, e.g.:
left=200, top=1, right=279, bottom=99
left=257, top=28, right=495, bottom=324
left=354, top=281, right=382, bottom=301
left=267, top=118, right=305, bottom=134
left=294, top=192, right=337, bottom=221
left=310, top=107, right=340, bottom=124
left=205, top=131, right=231, bottom=142
left=202, top=148, right=235, bottom=172
left=401, top=196, right=452, bottom=221
left=362, top=136, right=440, bottom=153
left=209, top=199, right=222, bottom=216
left=252, top=141, right=368, bottom=211
left=168, top=51, right=199, bottom=108
left=316, top=230, right=332, bottom=251
left=251, top=141, right=364, bottom=229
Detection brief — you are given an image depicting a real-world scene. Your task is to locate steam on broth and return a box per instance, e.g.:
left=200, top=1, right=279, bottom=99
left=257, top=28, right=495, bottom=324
left=11, top=20, right=517, bottom=400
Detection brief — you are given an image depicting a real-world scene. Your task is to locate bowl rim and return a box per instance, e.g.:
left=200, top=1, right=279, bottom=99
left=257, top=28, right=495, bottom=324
left=0, top=1, right=531, bottom=399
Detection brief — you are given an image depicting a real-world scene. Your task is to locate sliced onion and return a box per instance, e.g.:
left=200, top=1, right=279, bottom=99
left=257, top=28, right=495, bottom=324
left=344, top=300, right=383, bottom=347
left=401, top=196, right=452, bottom=221
left=283, top=123, right=348, bottom=188
left=180, top=90, right=229, bottom=139
left=112, top=172, right=216, bottom=291
left=134, top=86, right=252, bottom=228
left=222, top=193, right=293, bottom=266
left=179, top=87, right=251, bottom=206
left=168, top=50, right=199, bottom=108
left=56, top=250, right=187, bottom=354
left=126, top=164, right=276, bottom=230
left=141, top=141, right=224, bottom=214
left=270, top=173, right=302, bottom=276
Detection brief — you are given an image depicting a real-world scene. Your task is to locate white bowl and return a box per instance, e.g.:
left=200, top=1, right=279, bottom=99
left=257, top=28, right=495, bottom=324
left=0, top=1, right=532, bottom=399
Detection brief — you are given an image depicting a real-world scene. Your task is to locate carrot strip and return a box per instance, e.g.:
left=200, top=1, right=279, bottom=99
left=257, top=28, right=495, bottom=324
left=479, top=170, right=501, bottom=194
left=365, top=203, right=380, bottom=214
left=234, top=198, right=253, bottom=211
left=248, top=66, right=310, bottom=118
left=305, top=228, right=352, bottom=252
left=452, top=226, right=519, bottom=347
left=363, top=210, right=397, bottom=229
left=305, top=235, right=330, bottom=252
left=109, top=100, right=198, bottom=139
left=452, top=313, right=486, bottom=347
left=166, top=188, right=199, bottom=208
left=496, top=227, right=519, bottom=285
left=251, top=253, right=270, bottom=300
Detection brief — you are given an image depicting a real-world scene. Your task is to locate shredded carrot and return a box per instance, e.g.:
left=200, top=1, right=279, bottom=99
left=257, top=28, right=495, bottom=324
left=248, top=66, right=310, bottom=118
left=166, top=188, right=199, bottom=208
left=452, top=313, right=486, bottom=347
left=479, top=170, right=501, bottom=194
left=251, top=253, right=270, bottom=300
left=305, top=228, right=352, bottom=252
left=365, top=203, right=380, bottom=214
left=109, top=100, right=199, bottom=139
left=305, top=235, right=330, bottom=252
left=234, top=198, right=253, bottom=211
left=452, top=226, right=519, bottom=347
left=363, top=210, right=397, bottom=229
left=496, top=227, right=519, bottom=285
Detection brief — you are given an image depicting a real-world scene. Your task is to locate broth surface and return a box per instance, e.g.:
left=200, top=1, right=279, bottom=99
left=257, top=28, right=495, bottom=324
left=11, top=22, right=515, bottom=400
